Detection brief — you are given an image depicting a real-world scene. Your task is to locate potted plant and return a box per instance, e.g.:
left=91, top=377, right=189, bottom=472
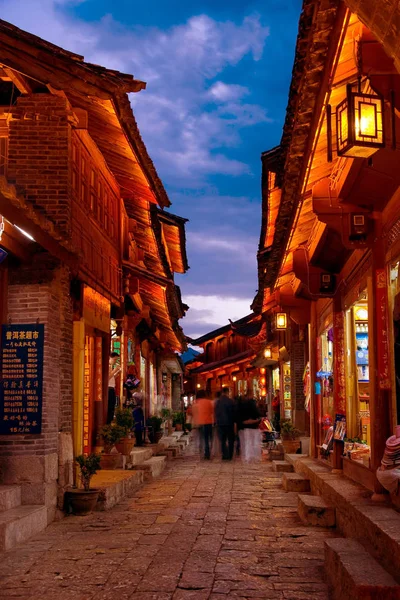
left=173, top=411, right=185, bottom=432
left=161, top=407, right=173, bottom=435
left=98, top=423, right=126, bottom=469
left=280, top=419, right=301, bottom=454
left=66, top=453, right=101, bottom=516
left=147, top=416, right=163, bottom=444
left=114, top=407, right=135, bottom=455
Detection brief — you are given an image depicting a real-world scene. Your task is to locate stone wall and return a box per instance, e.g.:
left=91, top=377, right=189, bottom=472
left=0, top=258, right=73, bottom=522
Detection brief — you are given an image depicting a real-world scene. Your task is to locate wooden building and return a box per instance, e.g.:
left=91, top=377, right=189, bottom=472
left=0, top=20, right=188, bottom=525
left=254, top=0, right=400, bottom=495
left=185, top=314, right=267, bottom=403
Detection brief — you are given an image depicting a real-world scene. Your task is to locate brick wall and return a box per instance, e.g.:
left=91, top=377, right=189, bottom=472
left=7, top=94, right=75, bottom=234
left=0, top=259, right=73, bottom=457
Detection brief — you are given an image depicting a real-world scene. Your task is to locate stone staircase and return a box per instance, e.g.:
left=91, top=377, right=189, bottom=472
left=276, top=453, right=400, bottom=598
left=92, top=432, right=191, bottom=512
left=0, top=485, right=47, bottom=551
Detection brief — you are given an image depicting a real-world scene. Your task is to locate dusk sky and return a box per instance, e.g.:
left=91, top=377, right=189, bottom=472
left=1, top=0, right=302, bottom=338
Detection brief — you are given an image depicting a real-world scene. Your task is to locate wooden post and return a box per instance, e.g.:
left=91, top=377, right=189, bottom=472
left=309, top=301, right=318, bottom=458
left=370, top=234, right=392, bottom=478
left=333, top=294, right=346, bottom=469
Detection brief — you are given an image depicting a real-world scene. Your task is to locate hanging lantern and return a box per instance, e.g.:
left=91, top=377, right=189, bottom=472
left=336, top=83, right=384, bottom=158
left=276, top=312, right=287, bottom=330
left=260, top=368, right=266, bottom=375
left=264, top=347, right=272, bottom=359
left=232, top=375, right=237, bottom=382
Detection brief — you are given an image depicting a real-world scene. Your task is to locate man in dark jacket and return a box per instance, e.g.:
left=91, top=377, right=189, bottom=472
left=215, top=387, right=235, bottom=460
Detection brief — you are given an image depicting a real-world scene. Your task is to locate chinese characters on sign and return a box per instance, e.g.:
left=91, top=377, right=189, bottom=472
left=0, top=324, right=44, bottom=435
left=376, top=269, right=391, bottom=390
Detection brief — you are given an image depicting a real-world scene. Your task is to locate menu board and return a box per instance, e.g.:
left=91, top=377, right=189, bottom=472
left=0, top=324, right=44, bottom=435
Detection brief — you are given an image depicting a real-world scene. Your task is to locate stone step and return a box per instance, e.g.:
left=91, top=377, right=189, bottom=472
left=272, top=460, right=294, bottom=473
left=282, top=472, right=311, bottom=493
left=142, top=456, right=167, bottom=479
left=92, top=470, right=145, bottom=511
left=0, top=485, right=21, bottom=513
left=298, top=494, right=335, bottom=527
left=129, top=447, right=153, bottom=465
left=0, top=505, right=47, bottom=551
left=325, top=538, right=400, bottom=600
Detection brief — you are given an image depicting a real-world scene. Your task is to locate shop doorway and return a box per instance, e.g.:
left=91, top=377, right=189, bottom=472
left=390, top=261, right=400, bottom=425
left=344, top=290, right=371, bottom=465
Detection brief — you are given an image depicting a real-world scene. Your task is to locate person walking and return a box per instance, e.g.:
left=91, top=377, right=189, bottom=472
left=196, top=389, right=214, bottom=460
left=215, top=387, right=235, bottom=460
left=238, top=391, right=262, bottom=462
left=107, top=352, right=121, bottom=424
left=132, top=393, right=145, bottom=447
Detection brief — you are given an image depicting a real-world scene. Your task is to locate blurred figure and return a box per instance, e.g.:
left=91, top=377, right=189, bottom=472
left=238, top=390, right=262, bottom=462
left=215, top=387, right=235, bottom=460
left=196, top=389, right=214, bottom=460
left=132, top=392, right=145, bottom=447
left=107, top=352, right=121, bottom=423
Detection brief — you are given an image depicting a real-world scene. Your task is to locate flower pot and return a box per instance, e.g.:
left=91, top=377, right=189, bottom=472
left=148, top=431, right=163, bottom=444
left=100, top=453, right=122, bottom=470
left=115, top=437, right=136, bottom=455
left=281, top=439, right=301, bottom=454
left=66, top=489, right=99, bottom=516
left=175, top=424, right=183, bottom=432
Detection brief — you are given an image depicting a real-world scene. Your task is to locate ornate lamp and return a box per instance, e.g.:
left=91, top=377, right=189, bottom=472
left=276, top=312, right=287, bottom=330
left=336, top=83, right=384, bottom=158
left=264, top=347, right=272, bottom=359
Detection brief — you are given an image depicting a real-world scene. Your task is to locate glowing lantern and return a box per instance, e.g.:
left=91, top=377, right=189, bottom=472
left=260, top=368, right=266, bottom=375
left=276, top=312, right=287, bottom=330
left=260, top=377, right=266, bottom=385
left=336, top=84, right=384, bottom=158
left=264, top=347, right=272, bottom=359
left=232, top=375, right=237, bottom=382
left=196, top=383, right=201, bottom=389
left=261, top=389, right=267, bottom=397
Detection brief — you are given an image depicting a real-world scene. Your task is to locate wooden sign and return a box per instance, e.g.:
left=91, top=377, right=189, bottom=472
left=82, top=285, right=110, bottom=333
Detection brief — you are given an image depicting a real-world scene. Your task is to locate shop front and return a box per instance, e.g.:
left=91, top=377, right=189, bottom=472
left=73, top=284, right=110, bottom=458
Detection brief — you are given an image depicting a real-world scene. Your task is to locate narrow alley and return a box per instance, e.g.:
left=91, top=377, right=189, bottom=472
left=0, top=443, right=333, bottom=600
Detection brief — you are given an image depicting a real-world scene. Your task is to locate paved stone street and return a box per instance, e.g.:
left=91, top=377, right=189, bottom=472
left=0, top=444, right=336, bottom=600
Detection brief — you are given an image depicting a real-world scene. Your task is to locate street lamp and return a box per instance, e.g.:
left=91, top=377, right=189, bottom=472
left=335, top=83, right=384, bottom=158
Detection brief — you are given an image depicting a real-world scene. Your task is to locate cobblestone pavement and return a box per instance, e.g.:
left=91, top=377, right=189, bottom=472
left=0, top=444, right=336, bottom=600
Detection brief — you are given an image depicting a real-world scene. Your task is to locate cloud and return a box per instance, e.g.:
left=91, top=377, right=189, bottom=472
left=182, top=294, right=253, bottom=338
left=0, top=1, right=270, bottom=186
left=208, top=81, right=249, bottom=102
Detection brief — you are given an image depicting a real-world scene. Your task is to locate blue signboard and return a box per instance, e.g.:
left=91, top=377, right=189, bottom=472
left=0, top=324, right=44, bottom=435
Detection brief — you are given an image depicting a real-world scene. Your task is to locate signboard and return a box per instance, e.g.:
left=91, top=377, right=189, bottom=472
left=375, top=269, right=391, bottom=390
left=0, top=324, right=44, bottom=435
left=82, top=285, right=110, bottom=333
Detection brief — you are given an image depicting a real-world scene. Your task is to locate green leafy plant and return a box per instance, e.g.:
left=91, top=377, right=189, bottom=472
left=147, top=416, right=163, bottom=433
left=76, top=453, right=101, bottom=491
left=344, top=437, right=367, bottom=445
left=172, top=411, right=185, bottom=426
left=115, top=407, right=134, bottom=435
left=160, top=408, right=172, bottom=422
left=280, top=419, right=300, bottom=440
left=98, top=424, right=126, bottom=453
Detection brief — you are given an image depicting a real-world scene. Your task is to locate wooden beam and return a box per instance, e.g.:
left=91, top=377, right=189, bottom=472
left=3, top=66, right=32, bottom=94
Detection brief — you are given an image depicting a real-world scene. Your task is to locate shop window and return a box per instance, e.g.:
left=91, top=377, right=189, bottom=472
left=205, top=342, right=214, bottom=362
left=316, top=326, right=334, bottom=454
left=343, top=291, right=371, bottom=466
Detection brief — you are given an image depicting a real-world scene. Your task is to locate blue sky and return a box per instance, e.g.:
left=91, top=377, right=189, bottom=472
left=0, top=0, right=302, bottom=338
